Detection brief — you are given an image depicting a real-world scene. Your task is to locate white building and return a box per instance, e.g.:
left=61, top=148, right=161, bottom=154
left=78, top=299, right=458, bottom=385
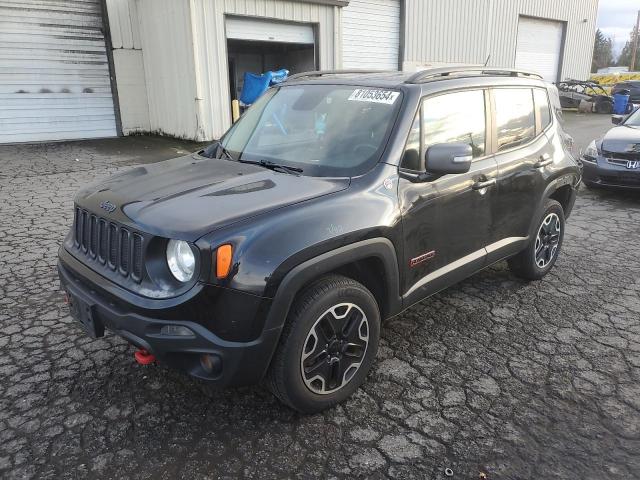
left=0, top=0, right=599, bottom=144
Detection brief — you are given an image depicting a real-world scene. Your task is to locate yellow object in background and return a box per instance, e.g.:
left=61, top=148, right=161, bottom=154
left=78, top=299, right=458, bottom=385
left=231, top=99, right=240, bottom=123
left=589, top=72, right=640, bottom=94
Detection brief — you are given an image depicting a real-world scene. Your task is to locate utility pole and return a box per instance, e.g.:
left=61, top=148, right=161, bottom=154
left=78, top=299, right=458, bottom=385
left=631, top=10, right=640, bottom=71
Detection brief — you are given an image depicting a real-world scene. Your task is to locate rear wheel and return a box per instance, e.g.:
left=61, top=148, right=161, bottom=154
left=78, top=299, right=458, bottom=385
left=508, top=199, right=565, bottom=280
left=266, top=274, right=380, bottom=413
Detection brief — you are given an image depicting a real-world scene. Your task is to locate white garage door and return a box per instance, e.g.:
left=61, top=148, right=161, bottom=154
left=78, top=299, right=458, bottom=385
left=226, top=17, right=315, bottom=44
left=0, top=0, right=117, bottom=144
left=342, top=0, right=400, bottom=70
left=515, top=16, right=564, bottom=82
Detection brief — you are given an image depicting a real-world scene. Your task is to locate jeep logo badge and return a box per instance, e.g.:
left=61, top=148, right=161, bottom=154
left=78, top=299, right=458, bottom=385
left=99, top=200, right=117, bottom=213
left=627, top=160, right=639, bottom=169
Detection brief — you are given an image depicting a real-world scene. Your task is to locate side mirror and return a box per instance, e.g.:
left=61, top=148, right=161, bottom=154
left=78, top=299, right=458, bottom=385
left=425, top=143, right=473, bottom=174
left=612, top=115, right=623, bottom=125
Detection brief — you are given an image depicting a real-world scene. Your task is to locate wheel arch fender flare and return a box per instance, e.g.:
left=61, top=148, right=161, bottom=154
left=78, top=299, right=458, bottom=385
left=529, top=174, right=577, bottom=238
left=263, top=238, right=401, bottom=333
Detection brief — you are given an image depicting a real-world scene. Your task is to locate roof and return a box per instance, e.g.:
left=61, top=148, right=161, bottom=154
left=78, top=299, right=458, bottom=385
left=284, top=70, right=415, bottom=88
left=283, top=66, right=545, bottom=89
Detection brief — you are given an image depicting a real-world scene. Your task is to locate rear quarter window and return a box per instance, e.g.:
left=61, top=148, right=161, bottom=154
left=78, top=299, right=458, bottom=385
left=534, top=88, right=552, bottom=132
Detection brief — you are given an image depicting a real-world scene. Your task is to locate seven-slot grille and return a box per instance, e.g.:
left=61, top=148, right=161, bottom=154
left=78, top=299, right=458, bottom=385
left=73, top=207, right=144, bottom=282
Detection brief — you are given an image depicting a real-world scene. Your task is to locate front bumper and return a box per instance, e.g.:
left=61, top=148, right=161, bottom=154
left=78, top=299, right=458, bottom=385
left=582, top=156, right=640, bottom=189
left=58, top=254, right=282, bottom=387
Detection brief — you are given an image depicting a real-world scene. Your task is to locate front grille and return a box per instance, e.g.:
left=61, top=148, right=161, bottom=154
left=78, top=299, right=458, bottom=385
left=603, top=150, right=640, bottom=162
left=73, top=207, right=144, bottom=282
left=606, top=158, right=630, bottom=167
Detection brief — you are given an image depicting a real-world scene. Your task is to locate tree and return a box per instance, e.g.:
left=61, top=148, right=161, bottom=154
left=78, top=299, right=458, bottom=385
left=591, top=29, right=614, bottom=72
left=617, top=26, right=640, bottom=70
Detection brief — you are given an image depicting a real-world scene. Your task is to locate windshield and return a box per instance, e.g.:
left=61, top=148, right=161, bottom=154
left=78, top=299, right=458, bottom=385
left=220, top=84, right=402, bottom=177
left=623, top=108, right=640, bottom=127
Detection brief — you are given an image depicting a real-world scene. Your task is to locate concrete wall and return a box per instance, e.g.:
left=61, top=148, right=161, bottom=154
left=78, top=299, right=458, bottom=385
left=403, top=0, right=599, bottom=81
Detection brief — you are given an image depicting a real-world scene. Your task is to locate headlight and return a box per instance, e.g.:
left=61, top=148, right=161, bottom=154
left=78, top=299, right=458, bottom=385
left=166, top=239, right=195, bottom=282
left=583, top=140, right=598, bottom=163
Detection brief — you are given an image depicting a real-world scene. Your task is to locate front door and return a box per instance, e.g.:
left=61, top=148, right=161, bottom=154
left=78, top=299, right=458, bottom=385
left=398, top=89, right=498, bottom=306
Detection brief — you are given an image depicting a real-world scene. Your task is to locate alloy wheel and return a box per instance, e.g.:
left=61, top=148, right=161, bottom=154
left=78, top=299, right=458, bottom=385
left=300, top=303, right=369, bottom=395
left=534, top=212, right=561, bottom=268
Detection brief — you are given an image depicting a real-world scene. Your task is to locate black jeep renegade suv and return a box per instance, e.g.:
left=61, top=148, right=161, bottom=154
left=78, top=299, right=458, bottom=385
left=58, top=67, right=580, bottom=413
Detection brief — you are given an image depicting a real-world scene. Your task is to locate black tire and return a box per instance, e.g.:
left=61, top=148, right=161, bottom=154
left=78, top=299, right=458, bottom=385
left=266, top=274, right=380, bottom=413
left=508, top=199, right=565, bottom=281
left=583, top=181, right=598, bottom=190
left=595, top=100, right=613, bottom=114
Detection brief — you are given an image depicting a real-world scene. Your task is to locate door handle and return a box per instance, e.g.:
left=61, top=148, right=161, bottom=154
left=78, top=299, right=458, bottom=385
left=534, top=154, right=553, bottom=168
left=472, top=178, right=496, bottom=190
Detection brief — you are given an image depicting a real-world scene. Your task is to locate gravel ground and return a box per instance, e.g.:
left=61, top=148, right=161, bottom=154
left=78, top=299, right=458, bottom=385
left=1, top=120, right=639, bottom=480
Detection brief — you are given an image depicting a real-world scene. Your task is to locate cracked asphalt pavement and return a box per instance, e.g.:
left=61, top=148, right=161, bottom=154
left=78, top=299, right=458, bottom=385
left=1, top=118, right=640, bottom=479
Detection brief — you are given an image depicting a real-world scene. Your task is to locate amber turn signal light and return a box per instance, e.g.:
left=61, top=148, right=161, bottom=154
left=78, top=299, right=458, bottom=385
left=216, top=244, right=233, bottom=279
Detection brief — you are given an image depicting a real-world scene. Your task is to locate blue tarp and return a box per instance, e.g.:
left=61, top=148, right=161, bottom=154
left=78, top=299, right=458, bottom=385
left=239, top=69, right=289, bottom=105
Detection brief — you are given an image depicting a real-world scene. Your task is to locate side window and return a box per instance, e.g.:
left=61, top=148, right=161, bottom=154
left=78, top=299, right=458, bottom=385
left=422, top=90, right=486, bottom=158
left=493, top=88, right=535, bottom=151
left=534, top=88, right=552, bottom=132
left=401, top=112, right=421, bottom=171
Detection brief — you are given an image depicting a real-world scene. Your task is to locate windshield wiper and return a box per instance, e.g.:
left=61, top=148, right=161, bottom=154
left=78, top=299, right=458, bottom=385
left=218, top=144, right=234, bottom=160
left=201, top=141, right=234, bottom=160
left=239, top=159, right=303, bottom=175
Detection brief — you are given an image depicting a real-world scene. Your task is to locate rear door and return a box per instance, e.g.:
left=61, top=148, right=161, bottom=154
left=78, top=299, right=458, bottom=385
left=398, top=89, right=498, bottom=305
left=488, top=87, right=553, bottom=263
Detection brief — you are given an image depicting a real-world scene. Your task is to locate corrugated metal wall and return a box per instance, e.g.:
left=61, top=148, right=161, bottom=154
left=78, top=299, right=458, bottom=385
left=404, top=0, right=599, bottom=81
left=189, top=0, right=340, bottom=140
left=106, top=0, right=141, bottom=49
left=132, top=0, right=339, bottom=141
left=136, top=0, right=199, bottom=139
left=106, top=0, right=149, bottom=134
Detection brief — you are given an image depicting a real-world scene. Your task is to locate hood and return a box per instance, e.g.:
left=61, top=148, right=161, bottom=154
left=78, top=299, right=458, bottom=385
left=600, top=125, right=640, bottom=153
left=75, top=154, right=350, bottom=241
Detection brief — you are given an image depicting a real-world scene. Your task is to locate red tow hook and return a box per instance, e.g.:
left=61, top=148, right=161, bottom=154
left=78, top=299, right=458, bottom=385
left=134, top=348, right=156, bottom=365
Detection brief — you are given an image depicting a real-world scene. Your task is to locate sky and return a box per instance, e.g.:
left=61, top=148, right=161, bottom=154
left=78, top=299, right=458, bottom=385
left=597, top=0, right=640, bottom=57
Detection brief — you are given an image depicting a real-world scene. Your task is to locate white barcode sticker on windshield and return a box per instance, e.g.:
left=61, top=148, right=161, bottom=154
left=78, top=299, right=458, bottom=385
left=348, top=88, right=399, bottom=105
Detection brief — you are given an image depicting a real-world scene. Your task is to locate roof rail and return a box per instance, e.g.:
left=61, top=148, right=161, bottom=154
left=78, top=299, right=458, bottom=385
left=405, top=65, right=543, bottom=84
left=285, top=69, right=395, bottom=81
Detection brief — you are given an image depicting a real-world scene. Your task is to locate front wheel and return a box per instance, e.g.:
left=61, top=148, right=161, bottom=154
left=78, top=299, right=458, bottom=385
left=508, top=199, right=565, bottom=280
left=266, top=274, right=380, bottom=413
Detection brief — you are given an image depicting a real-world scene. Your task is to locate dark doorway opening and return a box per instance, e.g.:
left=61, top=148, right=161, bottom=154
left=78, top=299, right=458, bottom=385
left=227, top=39, right=316, bottom=103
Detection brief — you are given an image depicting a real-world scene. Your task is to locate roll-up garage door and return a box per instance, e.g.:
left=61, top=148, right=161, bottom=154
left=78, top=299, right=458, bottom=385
left=515, top=16, right=564, bottom=82
left=226, top=17, right=315, bottom=44
left=0, top=0, right=117, bottom=144
left=342, top=0, right=400, bottom=70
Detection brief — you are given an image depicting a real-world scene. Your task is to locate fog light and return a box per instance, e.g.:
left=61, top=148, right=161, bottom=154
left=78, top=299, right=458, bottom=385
left=160, top=325, right=194, bottom=337
left=200, top=354, right=222, bottom=374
